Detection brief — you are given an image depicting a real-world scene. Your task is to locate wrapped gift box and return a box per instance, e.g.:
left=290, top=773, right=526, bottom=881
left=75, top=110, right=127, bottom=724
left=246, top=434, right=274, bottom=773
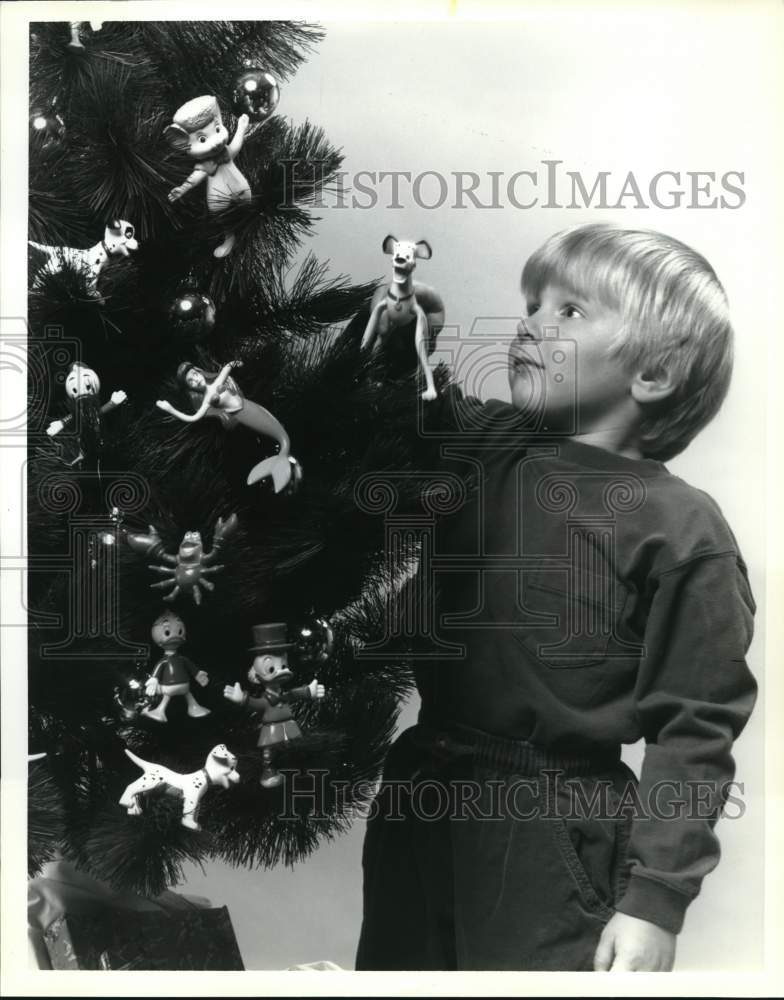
left=43, top=905, right=244, bottom=971
left=29, top=860, right=244, bottom=971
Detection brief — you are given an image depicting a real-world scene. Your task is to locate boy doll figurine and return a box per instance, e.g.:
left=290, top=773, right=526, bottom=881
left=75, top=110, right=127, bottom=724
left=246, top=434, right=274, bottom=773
left=355, top=224, right=757, bottom=972
left=223, top=623, right=325, bottom=788
left=45, top=361, right=127, bottom=469
left=165, top=95, right=251, bottom=259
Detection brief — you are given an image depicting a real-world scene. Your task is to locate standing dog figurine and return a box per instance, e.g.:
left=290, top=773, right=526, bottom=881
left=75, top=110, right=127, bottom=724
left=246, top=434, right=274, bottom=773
left=119, top=743, right=240, bottom=831
left=29, top=220, right=139, bottom=301
left=165, top=96, right=251, bottom=259
left=361, top=235, right=445, bottom=401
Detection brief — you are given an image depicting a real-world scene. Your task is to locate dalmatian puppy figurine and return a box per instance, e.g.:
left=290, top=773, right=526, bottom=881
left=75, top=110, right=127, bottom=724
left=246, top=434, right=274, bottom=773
left=29, top=220, right=139, bottom=301
left=119, top=743, right=240, bottom=831
left=361, top=235, right=445, bottom=401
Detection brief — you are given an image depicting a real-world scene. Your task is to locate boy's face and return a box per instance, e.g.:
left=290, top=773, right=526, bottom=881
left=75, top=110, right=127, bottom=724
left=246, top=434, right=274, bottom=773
left=508, top=282, right=634, bottom=434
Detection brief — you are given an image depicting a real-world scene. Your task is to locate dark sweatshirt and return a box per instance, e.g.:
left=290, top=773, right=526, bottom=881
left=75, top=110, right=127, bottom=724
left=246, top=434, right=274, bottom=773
left=414, top=397, right=757, bottom=934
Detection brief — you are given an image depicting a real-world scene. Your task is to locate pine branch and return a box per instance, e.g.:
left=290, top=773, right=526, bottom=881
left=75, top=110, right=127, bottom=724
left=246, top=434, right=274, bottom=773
left=26, top=18, right=444, bottom=893
left=237, top=254, right=378, bottom=343
left=60, top=62, right=182, bottom=238
left=137, top=21, right=324, bottom=101
left=28, top=759, right=65, bottom=877
left=30, top=22, right=155, bottom=113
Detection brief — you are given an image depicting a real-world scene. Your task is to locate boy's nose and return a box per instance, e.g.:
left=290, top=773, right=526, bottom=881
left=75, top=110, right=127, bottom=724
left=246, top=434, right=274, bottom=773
left=516, top=318, right=537, bottom=341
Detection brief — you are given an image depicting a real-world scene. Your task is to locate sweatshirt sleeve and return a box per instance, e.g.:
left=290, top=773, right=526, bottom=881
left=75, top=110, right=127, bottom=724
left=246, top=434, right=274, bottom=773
left=613, top=553, right=757, bottom=934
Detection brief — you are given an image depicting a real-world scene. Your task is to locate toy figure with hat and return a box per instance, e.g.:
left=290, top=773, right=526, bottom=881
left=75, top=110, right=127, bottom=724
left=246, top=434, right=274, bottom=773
left=223, top=623, right=326, bottom=788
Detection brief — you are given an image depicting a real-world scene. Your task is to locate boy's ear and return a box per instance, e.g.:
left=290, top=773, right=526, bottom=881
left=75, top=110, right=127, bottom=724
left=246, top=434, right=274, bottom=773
left=630, top=366, right=677, bottom=405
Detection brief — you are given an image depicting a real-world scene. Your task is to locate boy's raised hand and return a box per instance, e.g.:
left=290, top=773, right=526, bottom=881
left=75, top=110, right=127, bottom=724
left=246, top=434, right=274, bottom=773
left=594, top=912, right=676, bottom=971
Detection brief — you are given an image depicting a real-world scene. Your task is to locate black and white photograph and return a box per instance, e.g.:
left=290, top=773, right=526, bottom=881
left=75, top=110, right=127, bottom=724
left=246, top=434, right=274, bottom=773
left=1, top=0, right=782, bottom=994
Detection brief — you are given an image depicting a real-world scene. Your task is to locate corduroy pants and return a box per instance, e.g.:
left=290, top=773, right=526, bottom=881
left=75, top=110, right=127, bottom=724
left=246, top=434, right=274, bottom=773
left=355, top=722, right=635, bottom=971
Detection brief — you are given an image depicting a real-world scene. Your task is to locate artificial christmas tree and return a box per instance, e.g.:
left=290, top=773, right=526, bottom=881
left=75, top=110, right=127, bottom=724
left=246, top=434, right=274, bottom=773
left=26, top=18, right=452, bottom=915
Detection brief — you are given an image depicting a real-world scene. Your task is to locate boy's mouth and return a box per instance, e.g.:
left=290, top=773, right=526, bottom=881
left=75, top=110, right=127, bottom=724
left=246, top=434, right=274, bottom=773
left=509, top=342, right=544, bottom=370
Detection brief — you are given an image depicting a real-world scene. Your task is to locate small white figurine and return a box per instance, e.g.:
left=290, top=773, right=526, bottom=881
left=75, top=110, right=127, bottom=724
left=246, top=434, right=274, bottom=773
left=164, top=96, right=251, bottom=258
left=68, top=21, right=104, bottom=50
left=119, top=743, right=240, bottom=831
left=29, top=220, right=139, bottom=301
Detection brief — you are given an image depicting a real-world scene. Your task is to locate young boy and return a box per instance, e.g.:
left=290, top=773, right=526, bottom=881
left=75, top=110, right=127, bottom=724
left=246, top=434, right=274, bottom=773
left=354, top=223, right=757, bottom=971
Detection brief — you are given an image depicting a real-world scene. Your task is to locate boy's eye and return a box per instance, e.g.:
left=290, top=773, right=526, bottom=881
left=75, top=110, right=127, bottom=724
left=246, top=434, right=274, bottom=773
left=525, top=302, right=539, bottom=317
left=561, top=304, right=584, bottom=319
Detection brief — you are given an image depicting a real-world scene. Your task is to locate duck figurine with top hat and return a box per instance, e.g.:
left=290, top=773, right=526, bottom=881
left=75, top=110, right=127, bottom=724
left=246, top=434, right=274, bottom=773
left=223, top=622, right=326, bottom=788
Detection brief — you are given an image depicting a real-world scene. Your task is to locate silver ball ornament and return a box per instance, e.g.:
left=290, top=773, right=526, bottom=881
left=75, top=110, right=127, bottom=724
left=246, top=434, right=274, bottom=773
left=30, top=106, right=66, bottom=151
left=114, top=672, right=155, bottom=722
left=169, top=287, right=217, bottom=342
left=231, top=66, right=280, bottom=122
left=294, top=615, right=335, bottom=664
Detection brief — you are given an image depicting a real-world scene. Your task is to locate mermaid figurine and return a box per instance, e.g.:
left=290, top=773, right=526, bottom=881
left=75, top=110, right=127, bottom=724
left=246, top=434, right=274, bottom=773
left=156, top=361, right=301, bottom=493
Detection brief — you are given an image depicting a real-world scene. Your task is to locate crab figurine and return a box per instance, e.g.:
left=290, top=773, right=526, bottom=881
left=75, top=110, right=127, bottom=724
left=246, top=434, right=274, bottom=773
left=124, top=513, right=238, bottom=605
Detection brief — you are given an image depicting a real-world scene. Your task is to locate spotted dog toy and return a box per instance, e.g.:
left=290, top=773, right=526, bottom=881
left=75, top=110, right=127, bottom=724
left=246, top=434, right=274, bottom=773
left=119, top=743, right=240, bottom=831
left=29, top=220, right=139, bottom=299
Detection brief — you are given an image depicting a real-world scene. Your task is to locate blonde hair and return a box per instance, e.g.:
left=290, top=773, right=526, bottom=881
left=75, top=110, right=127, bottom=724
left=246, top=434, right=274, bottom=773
left=521, top=223, right=734, bottom=461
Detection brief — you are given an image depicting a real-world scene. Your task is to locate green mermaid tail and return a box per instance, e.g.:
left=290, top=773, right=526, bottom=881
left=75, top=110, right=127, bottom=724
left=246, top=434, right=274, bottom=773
left=246, top=453, right=303, bottom=492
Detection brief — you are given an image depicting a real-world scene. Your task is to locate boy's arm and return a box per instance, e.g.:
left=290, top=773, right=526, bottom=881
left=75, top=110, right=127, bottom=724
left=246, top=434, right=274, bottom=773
left=613, top=553, right=757, bottom=936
